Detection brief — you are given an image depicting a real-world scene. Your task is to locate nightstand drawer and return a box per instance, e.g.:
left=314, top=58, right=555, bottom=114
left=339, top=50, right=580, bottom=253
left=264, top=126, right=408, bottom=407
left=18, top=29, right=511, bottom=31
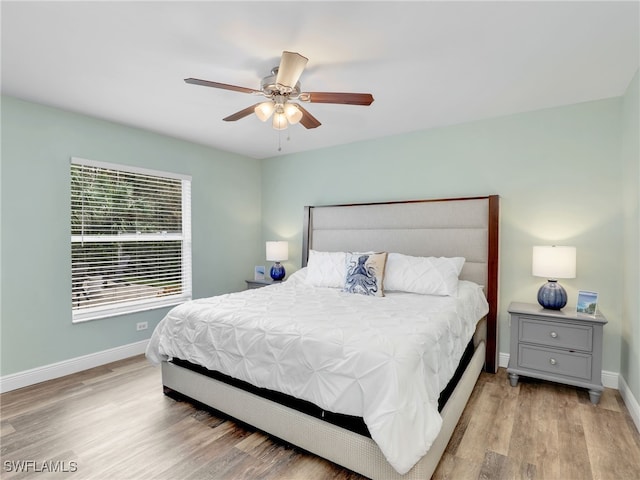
left=518, top=344, right=592, bottom=380
left=519, top=317, right=592, bottom=351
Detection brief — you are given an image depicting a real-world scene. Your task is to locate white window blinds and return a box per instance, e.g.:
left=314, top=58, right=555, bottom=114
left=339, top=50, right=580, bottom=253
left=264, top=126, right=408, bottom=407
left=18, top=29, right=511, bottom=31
left=71, top=157, right=192, bottom=322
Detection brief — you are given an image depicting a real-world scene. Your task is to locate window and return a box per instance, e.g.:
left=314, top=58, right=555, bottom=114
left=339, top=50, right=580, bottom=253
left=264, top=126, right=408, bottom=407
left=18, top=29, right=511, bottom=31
left=71, top=157, right=191, bottom=322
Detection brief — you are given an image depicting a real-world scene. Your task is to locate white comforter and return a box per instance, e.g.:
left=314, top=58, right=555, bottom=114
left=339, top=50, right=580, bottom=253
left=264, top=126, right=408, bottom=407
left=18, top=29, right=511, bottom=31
left=146, top=269, right=488, bottom=474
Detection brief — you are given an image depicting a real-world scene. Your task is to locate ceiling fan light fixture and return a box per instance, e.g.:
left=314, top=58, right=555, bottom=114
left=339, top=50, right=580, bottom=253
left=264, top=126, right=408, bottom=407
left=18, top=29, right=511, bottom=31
left=254, top=101, right=275, bottom=122
left=284, top=103, right=303, bottom=125
left=272, top=111, right=288, bottom=130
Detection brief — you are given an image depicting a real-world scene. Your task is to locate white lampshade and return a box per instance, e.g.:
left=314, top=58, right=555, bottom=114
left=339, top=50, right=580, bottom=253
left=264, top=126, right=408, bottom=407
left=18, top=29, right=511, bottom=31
left=254, top=101, right=275, bottom=122
left=284, top=103, right=303, bottom=124
left=532, top=246, right=576, bottom=279
left=272, top=111, right=288, bottom=130
left=266, top=241, right=288, bottom=262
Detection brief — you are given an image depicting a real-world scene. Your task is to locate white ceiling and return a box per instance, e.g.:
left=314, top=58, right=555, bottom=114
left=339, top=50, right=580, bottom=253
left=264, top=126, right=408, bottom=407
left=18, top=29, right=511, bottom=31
left=2, top=1, right=638, bottom=159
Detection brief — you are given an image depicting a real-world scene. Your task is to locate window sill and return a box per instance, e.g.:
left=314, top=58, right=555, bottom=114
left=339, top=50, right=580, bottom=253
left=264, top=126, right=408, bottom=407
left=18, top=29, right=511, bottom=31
left=72, top=295, right=191, bottom=323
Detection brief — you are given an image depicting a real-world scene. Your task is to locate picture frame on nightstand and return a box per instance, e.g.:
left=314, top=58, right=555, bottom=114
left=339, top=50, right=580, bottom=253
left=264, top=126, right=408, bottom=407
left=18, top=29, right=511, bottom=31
left=577, top=290, right=598, bottom=315
left=254, top=265, right=265, bottom=281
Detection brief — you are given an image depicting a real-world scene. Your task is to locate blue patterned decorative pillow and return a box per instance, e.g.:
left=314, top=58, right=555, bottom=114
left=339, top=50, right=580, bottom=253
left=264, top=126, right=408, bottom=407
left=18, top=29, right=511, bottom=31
left=342, top=252, right=387, bottom=297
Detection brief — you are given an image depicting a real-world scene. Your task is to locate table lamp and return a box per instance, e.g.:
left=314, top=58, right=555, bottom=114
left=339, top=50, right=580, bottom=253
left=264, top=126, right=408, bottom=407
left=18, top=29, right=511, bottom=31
left=532, top=245, right=576, bottom=310
left=266, top=241, right=288, bottom=281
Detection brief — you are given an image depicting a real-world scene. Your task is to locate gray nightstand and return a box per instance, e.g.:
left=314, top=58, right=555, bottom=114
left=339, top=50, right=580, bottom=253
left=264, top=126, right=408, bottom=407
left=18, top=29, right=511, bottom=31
left=245, top=278, right=280, bottom=289
left=507, top=301, right=607, bottom=404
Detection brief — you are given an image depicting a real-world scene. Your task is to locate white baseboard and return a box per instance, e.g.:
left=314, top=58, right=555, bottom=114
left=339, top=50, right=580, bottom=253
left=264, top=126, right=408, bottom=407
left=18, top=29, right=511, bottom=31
left=499, top=352, right=510, bottom=369
left=0, top=340, right=149, bottom=394
left=618, top=374, right=640, bottom=433
left=601, top=370, right=619, bottom=389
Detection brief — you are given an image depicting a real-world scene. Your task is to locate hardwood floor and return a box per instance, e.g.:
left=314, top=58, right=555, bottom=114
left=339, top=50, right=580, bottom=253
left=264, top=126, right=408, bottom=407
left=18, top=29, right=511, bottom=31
left=1, top=355, right=639, bottom=479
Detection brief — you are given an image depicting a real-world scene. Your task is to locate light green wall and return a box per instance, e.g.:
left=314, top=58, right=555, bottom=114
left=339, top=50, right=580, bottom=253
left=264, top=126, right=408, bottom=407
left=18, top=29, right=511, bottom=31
left=261, top=98, right=626, bottom=374
left=621, top=70, right=640, bottom=400
left=2, top=88, right=636, bottom=393
left=0, top=96, right=262, bottom=376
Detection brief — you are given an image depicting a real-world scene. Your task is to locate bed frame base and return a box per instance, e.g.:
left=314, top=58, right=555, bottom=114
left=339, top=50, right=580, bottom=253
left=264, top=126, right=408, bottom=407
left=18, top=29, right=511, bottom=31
left=161, top=341, right=485, bottom=480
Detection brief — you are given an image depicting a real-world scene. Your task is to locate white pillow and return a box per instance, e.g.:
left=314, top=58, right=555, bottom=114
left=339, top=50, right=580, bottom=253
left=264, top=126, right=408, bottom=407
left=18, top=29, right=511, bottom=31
left=304, top=250, right=347, bottom=288
left=384, top=253, right=465, bottom=296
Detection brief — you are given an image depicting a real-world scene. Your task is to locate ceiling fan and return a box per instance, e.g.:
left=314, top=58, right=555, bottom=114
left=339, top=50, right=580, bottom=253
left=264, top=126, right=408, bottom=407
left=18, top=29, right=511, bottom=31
left=184, top=51, right=374, bottom=130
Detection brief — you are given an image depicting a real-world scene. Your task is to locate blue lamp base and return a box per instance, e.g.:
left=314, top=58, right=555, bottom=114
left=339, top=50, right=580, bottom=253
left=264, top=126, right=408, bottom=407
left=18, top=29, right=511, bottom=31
left=537, top=280, right=567, bottom=310
left=270, top=262, right=285, bottom=281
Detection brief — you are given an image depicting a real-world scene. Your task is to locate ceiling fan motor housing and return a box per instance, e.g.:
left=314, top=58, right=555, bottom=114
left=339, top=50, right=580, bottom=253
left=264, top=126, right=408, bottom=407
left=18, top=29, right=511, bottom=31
left=261, top=67, right=301, bottom=97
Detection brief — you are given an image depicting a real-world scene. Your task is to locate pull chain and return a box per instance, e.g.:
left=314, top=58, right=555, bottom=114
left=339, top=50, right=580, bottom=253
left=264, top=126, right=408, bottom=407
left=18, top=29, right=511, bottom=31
left=277, top=129, right=292, bottom=152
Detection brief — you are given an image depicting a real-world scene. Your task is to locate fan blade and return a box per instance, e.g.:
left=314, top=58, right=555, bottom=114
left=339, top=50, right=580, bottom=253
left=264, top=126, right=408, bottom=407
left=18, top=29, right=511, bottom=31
left=223, top=103, right=262, bottom=122
left=275, top=51, right=308, bottom=89
left=296, top=104, right=321, bottom=129
left=304, top=92, right=374, bottom=106
left=184, top=78, right=260, bottom=95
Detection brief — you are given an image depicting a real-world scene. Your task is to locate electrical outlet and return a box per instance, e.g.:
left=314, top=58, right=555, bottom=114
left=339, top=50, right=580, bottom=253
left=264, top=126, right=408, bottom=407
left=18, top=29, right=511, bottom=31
left=136, top=321, right=148, bottom=331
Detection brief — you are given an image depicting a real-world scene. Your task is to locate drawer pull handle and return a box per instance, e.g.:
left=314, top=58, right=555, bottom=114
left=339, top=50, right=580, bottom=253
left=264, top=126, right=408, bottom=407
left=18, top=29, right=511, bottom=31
left=549, top=358, right=557, bottom=365
left=550, top=331, right=558, bottom=338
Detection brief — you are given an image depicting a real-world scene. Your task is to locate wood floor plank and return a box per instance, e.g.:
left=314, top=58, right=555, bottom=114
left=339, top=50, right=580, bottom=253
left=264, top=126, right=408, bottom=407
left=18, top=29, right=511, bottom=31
left=0, top=421, right=16, bottom=437
left=556, top=384, right=593, bottom=480
left=432, top=451, right=482, bottom=480
left=454, top=380, right=502, bottom=462
left=148, top=422, right=240, bottom=479
left=454, top=369, right=519, bottom=461
left=478, top=450, right=510, bottom=480
left=528, top=382, right=561, bottom=479
left=596, top=386, right=624, bottom=412
left=506, top=380, right=536, bottom=468
left=506, top=378, right=573, bottom=479
left=1, top=355, right=639, bottom=480
left=581, top=402, right=640, bottom=479
left=234, top=431, right=270, bottom=455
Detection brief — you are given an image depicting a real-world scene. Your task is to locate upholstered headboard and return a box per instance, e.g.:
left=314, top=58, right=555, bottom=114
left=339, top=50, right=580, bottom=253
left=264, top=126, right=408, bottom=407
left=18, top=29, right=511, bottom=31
left=302, top=195, right=499, bottom=372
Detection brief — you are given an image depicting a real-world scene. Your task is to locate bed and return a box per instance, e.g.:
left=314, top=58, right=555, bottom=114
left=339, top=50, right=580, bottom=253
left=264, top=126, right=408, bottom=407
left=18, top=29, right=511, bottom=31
left=146, top=195, right=499, bottom=479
